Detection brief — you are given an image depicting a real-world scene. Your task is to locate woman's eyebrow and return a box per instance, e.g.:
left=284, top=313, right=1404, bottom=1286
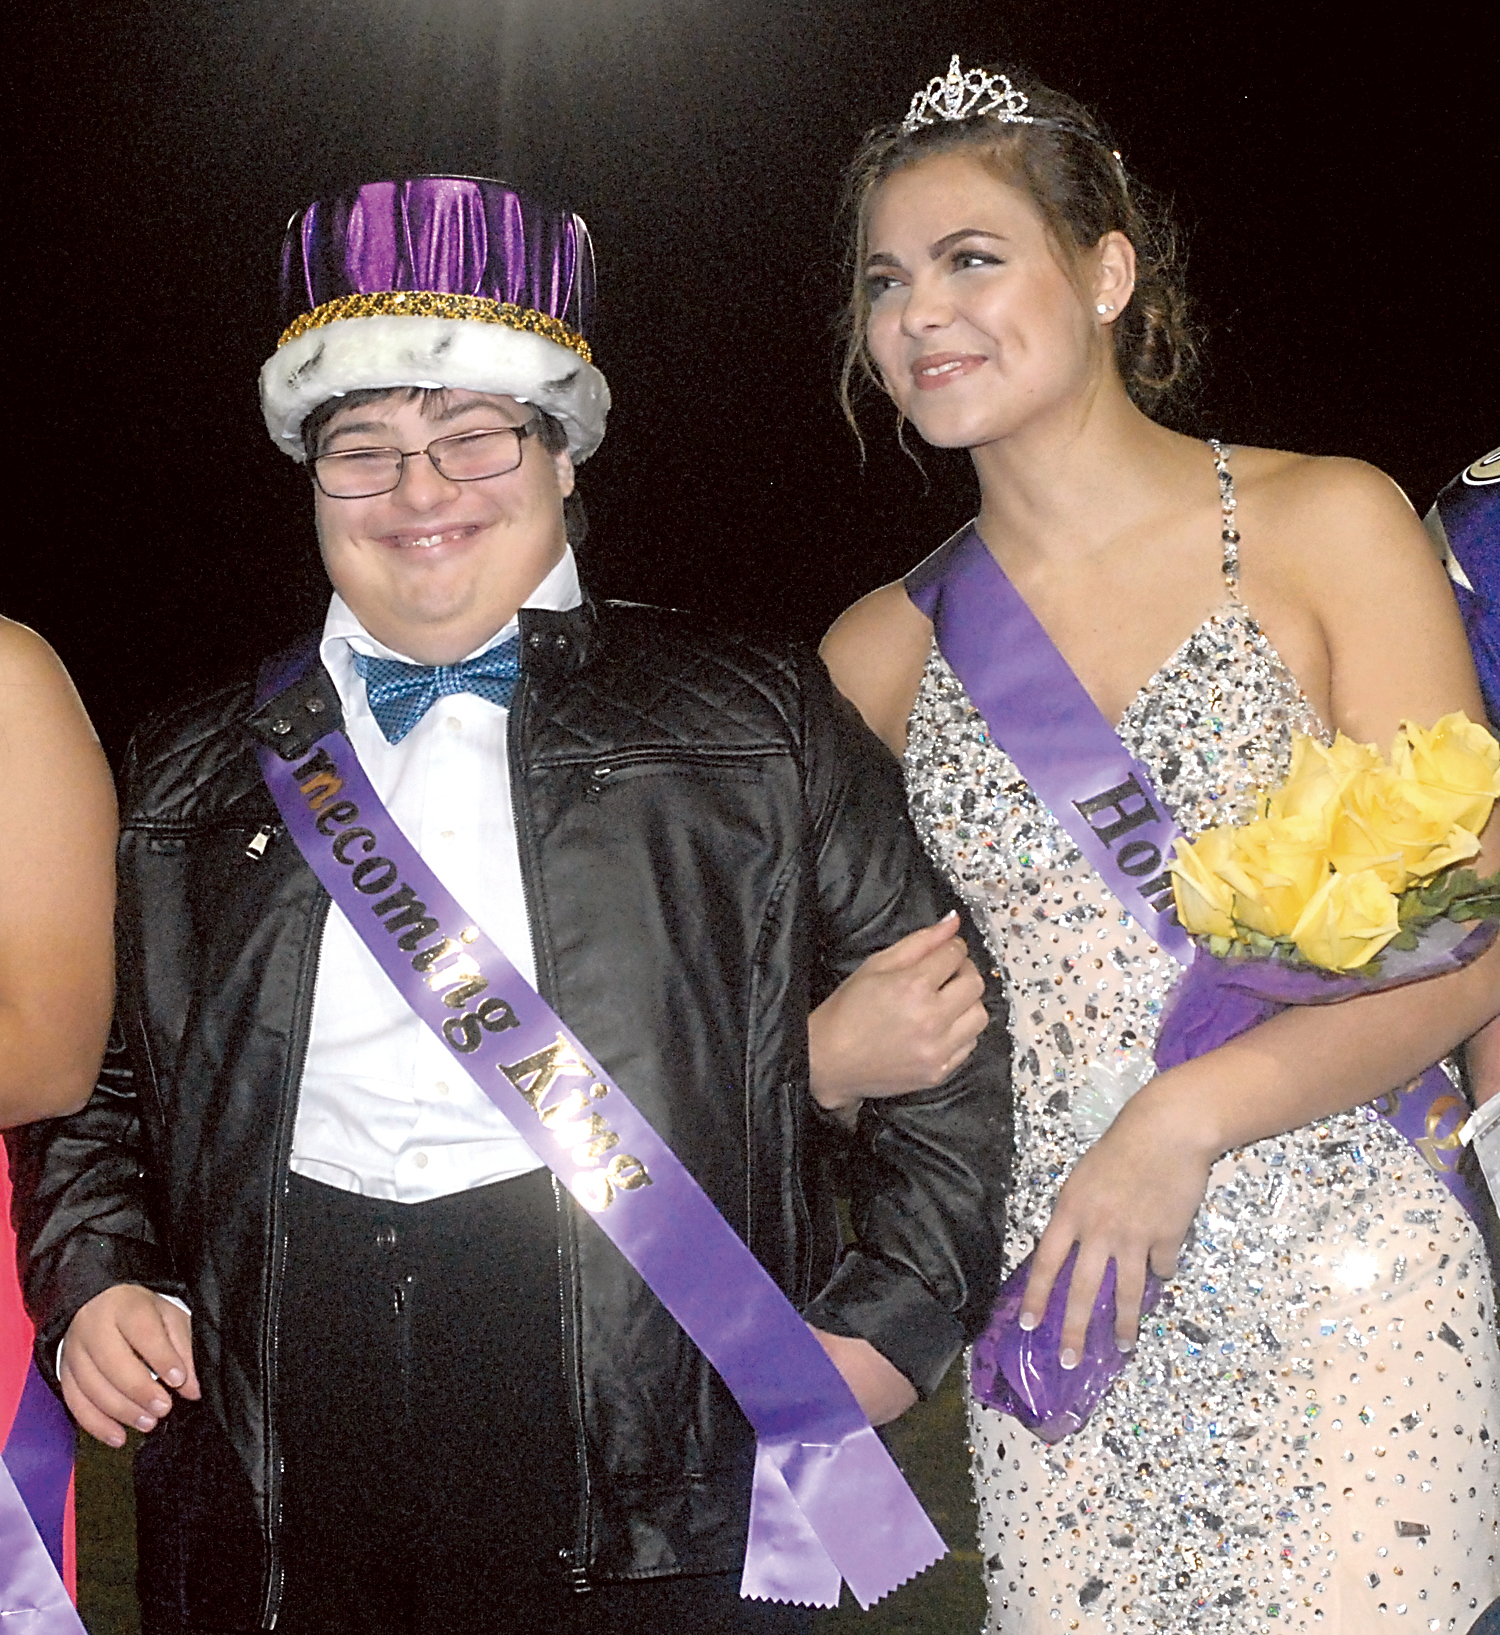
left=930, top=228, right=1007, bottom=256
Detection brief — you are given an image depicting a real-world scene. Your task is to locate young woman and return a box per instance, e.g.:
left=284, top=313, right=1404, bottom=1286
left=822, top=63, right=1500, bottom=1634
left=0, top=616, right=115, bottom=1601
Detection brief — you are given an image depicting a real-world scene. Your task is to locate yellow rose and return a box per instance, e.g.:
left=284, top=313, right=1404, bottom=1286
left=1214, top=815, right=1331, bottom=940
left=1391, top=712, right=1500, bottom=835
left=1290, top=868, right=1401, bottom=972
left=1328, top=765, right=1481, bottom=888
left=1170, top=828, right=1239, bottom=940
left=1263, top=735, right=1343, bottom=829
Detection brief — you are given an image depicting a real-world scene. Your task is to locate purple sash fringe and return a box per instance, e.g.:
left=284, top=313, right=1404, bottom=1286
left=1, top=1363, right=83, bottom=1631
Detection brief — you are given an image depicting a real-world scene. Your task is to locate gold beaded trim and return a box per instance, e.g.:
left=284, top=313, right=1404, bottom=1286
left=276, top=290, right=592, bottom=362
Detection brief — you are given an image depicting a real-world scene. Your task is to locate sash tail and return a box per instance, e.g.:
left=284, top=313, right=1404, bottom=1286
left=2, top=1150, right=83, bottom=1633
left=742, top=1428, right=946, bottom=1608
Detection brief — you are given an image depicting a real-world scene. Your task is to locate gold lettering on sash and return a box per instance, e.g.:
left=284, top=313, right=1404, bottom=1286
left=537, top=1084, right=609, bottom=1128
left=605, top=1152, right=651, bottom=1191
left=1414, top=1094, right=1466, bottom=1174
left=571, top=1172, right=614, bottom=1212
left=499, top=1042, right=652, bottom=1209
left=412, top=938, right=464, bottom=973
left=300, top=771, right=345, bottom=811
left=567, top=1154, right=653, bottom=1212
left=500, top=1036, right=593, bottom=1111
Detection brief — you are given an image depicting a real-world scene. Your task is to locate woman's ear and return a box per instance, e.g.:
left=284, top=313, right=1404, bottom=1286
left=1092, top=230, right=1137, bottom=325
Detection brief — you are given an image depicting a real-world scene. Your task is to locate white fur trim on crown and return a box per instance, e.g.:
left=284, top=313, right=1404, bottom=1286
left=259, top=313, right=611, bottom=463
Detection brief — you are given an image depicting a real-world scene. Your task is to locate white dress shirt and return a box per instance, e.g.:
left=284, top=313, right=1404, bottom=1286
left=289, top=547, right=583, bottom=1201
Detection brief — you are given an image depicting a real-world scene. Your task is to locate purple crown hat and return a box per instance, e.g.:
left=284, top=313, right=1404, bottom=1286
left=260, top=176, right=610, bottom=463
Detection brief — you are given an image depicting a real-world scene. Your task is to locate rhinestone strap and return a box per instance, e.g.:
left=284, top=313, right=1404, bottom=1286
left=1209, top=437, right=1240, bottom=592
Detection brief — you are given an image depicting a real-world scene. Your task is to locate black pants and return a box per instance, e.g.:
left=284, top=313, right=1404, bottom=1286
left=263, top=1172, right=809, bottom=1635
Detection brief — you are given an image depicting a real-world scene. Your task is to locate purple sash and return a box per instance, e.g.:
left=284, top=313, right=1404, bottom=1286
left=252, top=654, right=944, bottom=1609
left=908, top=525, right=1490, bottom=1436
left=907, top=526, right=1193, bottom=965
left=1, top=1365, right=83, bottom=1632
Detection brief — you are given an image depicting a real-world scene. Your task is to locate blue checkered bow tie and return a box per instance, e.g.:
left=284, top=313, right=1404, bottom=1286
left=352, top=636, right=522, bottom=744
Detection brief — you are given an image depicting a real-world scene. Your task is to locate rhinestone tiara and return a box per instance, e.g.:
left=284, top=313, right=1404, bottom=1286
left=903, top=56, right=1035, bottom=133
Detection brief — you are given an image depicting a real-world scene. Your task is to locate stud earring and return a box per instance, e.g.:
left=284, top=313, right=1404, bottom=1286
left=1096, top=302, right=1114, bottom=314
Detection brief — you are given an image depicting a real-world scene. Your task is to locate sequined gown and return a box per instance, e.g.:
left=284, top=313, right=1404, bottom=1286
left=904, top=458, right=1499, bottom=1634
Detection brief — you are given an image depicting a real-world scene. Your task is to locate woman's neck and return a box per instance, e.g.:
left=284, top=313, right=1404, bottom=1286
left=969, top=390, right=1197, bottom=571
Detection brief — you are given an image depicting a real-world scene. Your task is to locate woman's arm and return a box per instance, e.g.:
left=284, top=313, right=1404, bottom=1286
left=1022, top=457, right=1500, bottom=1361
left=0, top=620, right=116, bottom=1125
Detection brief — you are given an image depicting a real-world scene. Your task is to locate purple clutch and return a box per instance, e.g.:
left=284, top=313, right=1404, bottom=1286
left=973, top=917, right=1496, bottom=1442
left=970, top=1247, right=1162, bottom=1443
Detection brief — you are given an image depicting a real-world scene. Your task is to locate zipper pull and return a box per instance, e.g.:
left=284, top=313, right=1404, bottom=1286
left=245, top=825, right=275, bottom=860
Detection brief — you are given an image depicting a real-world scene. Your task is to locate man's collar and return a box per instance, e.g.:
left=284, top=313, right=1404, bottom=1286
left=322, top=544, right=583, bottom=670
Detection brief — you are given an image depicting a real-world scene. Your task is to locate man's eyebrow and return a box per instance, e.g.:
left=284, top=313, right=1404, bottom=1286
left=429, top=396, right=516, bottom=424
left=320, top=418, right=396, bottom=443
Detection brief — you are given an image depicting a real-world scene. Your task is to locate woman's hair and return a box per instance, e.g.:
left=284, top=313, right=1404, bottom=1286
left=838, top=71, right=1196, bottom=435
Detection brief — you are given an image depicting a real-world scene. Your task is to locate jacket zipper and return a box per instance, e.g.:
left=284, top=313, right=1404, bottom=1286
left=259, top=890, right=332, bottom=1629
left=509, top=671, right=595, bottom=1588
left=586, top=750, right=767, bottom=800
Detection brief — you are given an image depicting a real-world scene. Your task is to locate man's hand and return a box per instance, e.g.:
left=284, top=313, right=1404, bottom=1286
left=61, top=1285, right=200, bottom=1448
left=809, top=1327, right=919, bottom=1426
left=808, top=913, right=988, bottom=1117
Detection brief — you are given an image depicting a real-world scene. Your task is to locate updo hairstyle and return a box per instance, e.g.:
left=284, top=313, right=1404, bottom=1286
left=839, top=71, right=1196, bottom=432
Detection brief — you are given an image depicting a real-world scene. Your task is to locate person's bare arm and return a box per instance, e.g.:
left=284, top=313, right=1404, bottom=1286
left=820, top=580, right=933, bottom=756
left=0, top=619, right=116, bottom=1126
left=1020, top=458, right=1500, bottom=1361
left=1468, top=1014, right=1500, bottom=1109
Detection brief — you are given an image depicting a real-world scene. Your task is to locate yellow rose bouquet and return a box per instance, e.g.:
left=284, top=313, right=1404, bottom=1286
left=1170, top=712, right=1500, bottom=976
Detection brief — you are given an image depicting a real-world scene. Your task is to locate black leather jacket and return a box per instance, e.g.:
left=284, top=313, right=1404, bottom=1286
left=8, top=597, right=1011, bottom=1629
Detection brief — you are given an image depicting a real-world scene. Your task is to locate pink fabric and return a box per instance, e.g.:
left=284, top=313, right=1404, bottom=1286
left=1, top=1149, right=75, bottom=1597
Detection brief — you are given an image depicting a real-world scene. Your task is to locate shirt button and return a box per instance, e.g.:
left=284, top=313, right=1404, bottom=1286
left=374, top=1224, right=397, bottom=1249
left=434, top=1080, right=450, bottom=1097
left=445, top=717, right=462, bottom=733
left=413, top=1152, right=429, bottom=1169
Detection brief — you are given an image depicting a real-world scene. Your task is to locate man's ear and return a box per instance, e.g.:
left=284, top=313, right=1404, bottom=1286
left=552, top=446, right=576, bottom=500
left=1093, top=230, right=1137, bottom=324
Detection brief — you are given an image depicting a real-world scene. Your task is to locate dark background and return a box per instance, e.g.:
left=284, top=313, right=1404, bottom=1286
left=10, top=0, right=1497, bottom=763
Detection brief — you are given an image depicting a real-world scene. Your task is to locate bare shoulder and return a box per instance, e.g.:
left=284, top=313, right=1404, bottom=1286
left=820, top=581, right=933, bottom=755
left=0, top=617, right=71, bottom=689
left=0, top=618, right=107, bottom=771
left=1233, top=448, right=1429, bottom=569
left=1230, top=447, right=1479, bottom=739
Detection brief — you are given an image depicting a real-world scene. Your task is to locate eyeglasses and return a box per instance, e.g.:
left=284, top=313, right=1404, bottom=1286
left=310, top=421, right=539, bottom=499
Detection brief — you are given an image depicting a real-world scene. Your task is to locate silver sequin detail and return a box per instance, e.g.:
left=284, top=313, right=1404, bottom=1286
left=904, top=470, right=1498, bottom=1631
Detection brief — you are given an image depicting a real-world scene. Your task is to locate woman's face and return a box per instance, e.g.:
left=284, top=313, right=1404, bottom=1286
left=863, top=149, right=1108, bottom=449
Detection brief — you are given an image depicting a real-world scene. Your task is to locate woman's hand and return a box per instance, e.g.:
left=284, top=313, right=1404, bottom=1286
left=1020, top=1065, right=1220, bottom=1361
left=807, top=913, right=988, bottom=1119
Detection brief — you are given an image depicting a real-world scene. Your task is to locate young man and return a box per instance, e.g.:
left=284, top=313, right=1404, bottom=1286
left=7, top=178, right=1010, bottom=1634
